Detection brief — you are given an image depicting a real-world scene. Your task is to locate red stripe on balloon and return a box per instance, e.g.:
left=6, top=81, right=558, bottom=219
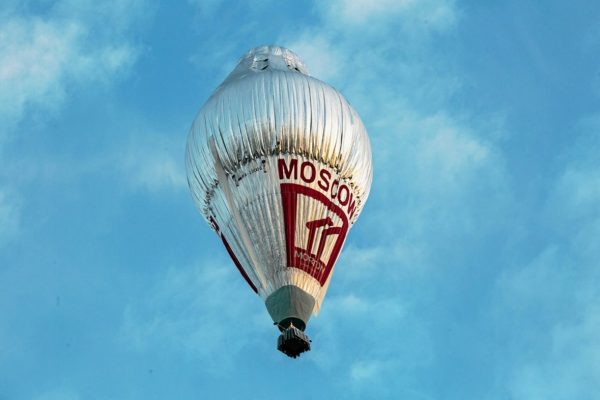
left=221, top=233, right=258, bottom=293
left=209, top=216, right=258, bottom=293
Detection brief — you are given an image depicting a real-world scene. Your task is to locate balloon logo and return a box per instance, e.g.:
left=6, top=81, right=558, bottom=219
left=186, top=45, right=372, bottom=358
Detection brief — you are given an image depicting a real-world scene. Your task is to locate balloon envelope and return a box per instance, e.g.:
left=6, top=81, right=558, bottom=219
left=186, top=45, right=372, bottom=357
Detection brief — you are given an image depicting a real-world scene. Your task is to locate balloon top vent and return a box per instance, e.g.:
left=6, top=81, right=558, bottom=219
left=222, top=45, right=309, bottom=86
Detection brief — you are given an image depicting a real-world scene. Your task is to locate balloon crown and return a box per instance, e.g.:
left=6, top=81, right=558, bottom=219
left=222, top=45, right=309, bottom=86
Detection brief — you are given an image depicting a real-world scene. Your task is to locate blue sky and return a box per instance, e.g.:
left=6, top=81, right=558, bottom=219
left=1, top=1, right=599, bottom=399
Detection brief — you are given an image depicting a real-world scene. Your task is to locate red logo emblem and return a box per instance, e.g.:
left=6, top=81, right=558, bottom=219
left=281, top=184, right=349, bottom=285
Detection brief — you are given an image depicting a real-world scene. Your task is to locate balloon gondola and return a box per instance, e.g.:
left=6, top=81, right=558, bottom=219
left=185, top=45, right=372, bottom=358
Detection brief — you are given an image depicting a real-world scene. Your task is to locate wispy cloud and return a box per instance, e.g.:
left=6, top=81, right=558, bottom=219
left=120, top=257, right=268, bottom=374
left=317, top=0, right=457, bottom=31
left=506, top=304, right=600, bottom=400
left=0, top=129, right=186, bottom=199
left=0, top=1, right=151, bottom=243
left=0, top=1, right=147, bottom=134
left=492, top=116, right=600, bottom=399
left=309, top=291, right=433, bottom=397
left=285, top=33, right=347, bottom=81
left=115, top=133, right=188, bottom=193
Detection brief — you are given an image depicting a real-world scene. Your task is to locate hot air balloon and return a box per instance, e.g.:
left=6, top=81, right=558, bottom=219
left=185, top=45, right=372, bottom=358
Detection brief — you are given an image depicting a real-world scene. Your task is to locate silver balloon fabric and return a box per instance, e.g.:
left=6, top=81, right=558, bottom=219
left=186, top=45, right=372, bottom=315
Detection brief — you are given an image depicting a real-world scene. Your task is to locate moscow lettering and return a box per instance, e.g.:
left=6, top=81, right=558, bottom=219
left=277, top=158, right=357, bottom=219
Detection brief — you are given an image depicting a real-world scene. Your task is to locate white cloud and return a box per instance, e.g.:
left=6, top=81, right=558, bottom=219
left=350, top=359, right=383, bottom=380
left=0, top=18, right=78, bottom=128
left=0, top=1, right=145, bottom=134
left=0, top=2, right=149, bottom=235
left=361, top=109, right=510, bottom=273
left=336, top=244, right=387, bottom=280
left=497, top=246, right=570, bottom=313
left=499, top=278, right=600, bottom=400
left=50, top=0, right=152, bottom=33
left=0, top=122, right=187, bottom=194
left=556, top=167, right=600, bottom=211
left=493, top=120, right=600, bottom=400
left=116, top=134, right=188, bottom=192
left=327, top=293, right=371, bottom=315
left=284, top=33, right=347, bottom=81
left=120, top=258, right=267, bottom=373
left=507, top=303, right=600, bottom=400
left=310, top=291, right=430, bottom=386
left=550, top=164, right=600, bottom=247
left=546, top=117, right=600, bottom=262
left=317, top=0, right=457, bottom=32
left=395, top=113, right=493, bottom=192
